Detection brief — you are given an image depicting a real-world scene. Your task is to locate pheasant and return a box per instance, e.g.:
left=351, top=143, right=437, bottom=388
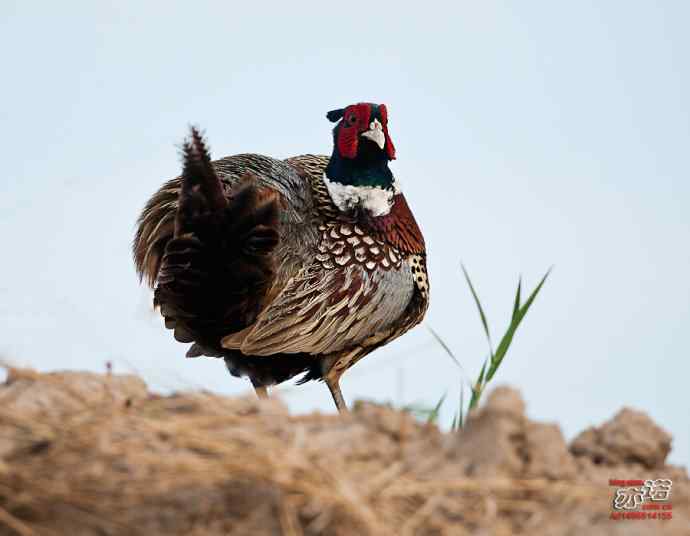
left=133, top=103, right=429, bottom=412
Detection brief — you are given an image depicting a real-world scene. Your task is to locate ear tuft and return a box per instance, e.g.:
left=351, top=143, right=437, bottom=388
left=326, top=108, right=345, bottom=122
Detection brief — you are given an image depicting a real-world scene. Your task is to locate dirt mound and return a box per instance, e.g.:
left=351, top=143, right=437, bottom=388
left=0, top=368, right=686, bottom=535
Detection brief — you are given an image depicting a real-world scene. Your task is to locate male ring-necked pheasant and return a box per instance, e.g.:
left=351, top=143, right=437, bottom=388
left=133, top=103, right=429, bottom=412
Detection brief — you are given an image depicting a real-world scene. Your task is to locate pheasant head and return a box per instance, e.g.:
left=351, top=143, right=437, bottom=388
left=324, top=102, right=399, bottom=217
left=327, top=102, right=396, bottom=161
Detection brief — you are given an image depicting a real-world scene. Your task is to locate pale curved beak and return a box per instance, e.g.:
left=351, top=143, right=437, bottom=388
left=360, top=118, right=386, bottom=150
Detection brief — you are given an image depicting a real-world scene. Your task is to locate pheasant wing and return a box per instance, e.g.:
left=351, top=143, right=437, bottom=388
left=223, top=261, right=414, bottom=356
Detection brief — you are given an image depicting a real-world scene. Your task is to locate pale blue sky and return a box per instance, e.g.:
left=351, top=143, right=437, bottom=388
left=1, top=1, right=688, bottom=465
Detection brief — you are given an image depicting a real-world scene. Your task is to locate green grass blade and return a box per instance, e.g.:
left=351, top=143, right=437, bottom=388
left=485, top=268, right=551, bottom=382
left=469, top=357, right=488, bottom=409
left=469, top=386, right=482, bottom=410
left=516, top=267, right=552, bottom=323
left=427, top=392, right=447, bottom=424
left=512, top=276, right=522, bottom=322
left=461, top=264, right=494, bottom=356
left=484, top=322, right=519, bottom=383
left=427, top=325, right=475, bottom=395
left=427, top=325, right=463, bottom=370
left=458, top=382, right=466, bottom=429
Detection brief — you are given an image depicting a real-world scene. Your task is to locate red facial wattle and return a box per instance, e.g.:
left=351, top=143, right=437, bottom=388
left=335, top=103, right=396, bottom=160
left=378, top=104, right=396, bottom=160
left=336, top=103, right=370, bottom=159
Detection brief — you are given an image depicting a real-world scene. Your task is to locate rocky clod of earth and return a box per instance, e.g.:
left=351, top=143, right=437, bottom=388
left=0, top=368, right=686, bottom=535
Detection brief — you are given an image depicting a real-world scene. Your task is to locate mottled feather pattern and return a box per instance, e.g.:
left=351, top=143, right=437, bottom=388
left=314, top=222, right=403, bottom=272
left=229, top=260, right=414, bottom=357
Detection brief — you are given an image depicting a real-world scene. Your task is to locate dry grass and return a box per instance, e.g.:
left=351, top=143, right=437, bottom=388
left=0, top=367, right=686, bottom=535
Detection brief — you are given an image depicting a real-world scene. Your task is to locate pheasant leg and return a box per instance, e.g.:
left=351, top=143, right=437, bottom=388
left=251, top=378, right=269, bottom=400
left=325, top=375, right=349, bottom=414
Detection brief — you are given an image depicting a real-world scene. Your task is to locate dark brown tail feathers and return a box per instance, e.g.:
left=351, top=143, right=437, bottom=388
left=154, top=127, right=281, bottom=349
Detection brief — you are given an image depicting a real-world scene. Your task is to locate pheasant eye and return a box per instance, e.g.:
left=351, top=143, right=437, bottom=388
left=348, top=115, right=357, bottom=124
